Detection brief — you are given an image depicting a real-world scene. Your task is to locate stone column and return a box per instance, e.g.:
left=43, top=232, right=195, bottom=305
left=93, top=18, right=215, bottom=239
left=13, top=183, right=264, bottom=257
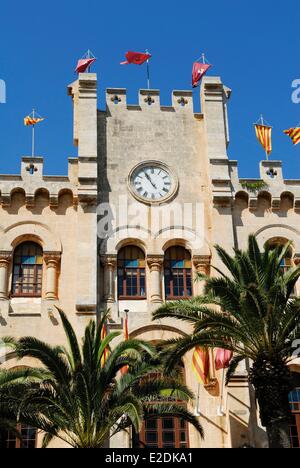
left=101, top=256, right=117, bottom=303
left=193, top=255, right=211, bottom=296
left=147, top=256, right=164, bottom=304
left=44, top=253, right=61, bottom=300
left=0, top=252, right=12, bottom=300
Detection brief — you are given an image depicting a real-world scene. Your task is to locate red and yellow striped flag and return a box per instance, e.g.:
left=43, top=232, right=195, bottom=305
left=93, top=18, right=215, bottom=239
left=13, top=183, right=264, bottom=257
left=192, top=347, right=210, bottom=385
left=284, top=128, right=300, bottom=146
left=120, top=314, right=129, bottom=375
left=255, top=124, right=272, bottom=155
left=101, top=323, right=109, bottom=368
left=24, top=116, right=44, bottom=126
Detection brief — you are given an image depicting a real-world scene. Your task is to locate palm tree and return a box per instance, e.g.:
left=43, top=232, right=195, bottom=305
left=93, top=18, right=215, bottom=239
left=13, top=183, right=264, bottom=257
left=12, top=309, right=203, bottom=448
left=0, top=337, right=45, bottom=446
left=153, top=235, right=300, bottom=449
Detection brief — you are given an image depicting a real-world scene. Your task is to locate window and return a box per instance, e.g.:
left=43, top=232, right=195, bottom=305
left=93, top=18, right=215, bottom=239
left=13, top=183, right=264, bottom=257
left=12, top=242, right=43, bottom=297
left=289, top=389, right=300, bottom=448
left=2, top=425, right=37, bottom=449
left=133, top=365, right=189, bottom=449
left=135, top=417, right=189, bottom=449
left=117, top=246, right=146, bottom=299
left=164, top=247, right=192, bottom=299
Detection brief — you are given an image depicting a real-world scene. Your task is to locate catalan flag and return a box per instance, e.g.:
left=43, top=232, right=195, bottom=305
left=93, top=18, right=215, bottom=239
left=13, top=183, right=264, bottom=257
left=284, top=128, right=300, bottom=146
left=120, top=313, right=129, bottom=375
left=101, top=323, right=109, bottom=368
left=192, top=347, right=210, bottom=385
left=24, top=116, right=44, bottom=126
left=255, top=124, right=272, bottom=156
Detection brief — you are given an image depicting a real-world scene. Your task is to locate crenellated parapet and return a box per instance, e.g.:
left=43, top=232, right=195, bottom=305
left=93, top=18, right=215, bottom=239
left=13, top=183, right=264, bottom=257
left=105, top=88, right=196, bottom=114
left=228, top=160, right=300, bottom=213
left=0, top=156, right=93, bottom=209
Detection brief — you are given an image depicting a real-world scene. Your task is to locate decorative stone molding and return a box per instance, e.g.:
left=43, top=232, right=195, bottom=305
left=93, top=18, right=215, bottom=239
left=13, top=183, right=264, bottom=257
left=0, top=252, right=12, bottom=300
left=101, top=255, right=117, bottom=303
left=44, top=252, right=61, bottom=300
left=193, top=255, right=211, bottom=275
left=147, top=255, right=164, bottom=304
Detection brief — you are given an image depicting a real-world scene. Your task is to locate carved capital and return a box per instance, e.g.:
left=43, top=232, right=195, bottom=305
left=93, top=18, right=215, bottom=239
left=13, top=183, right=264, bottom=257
left=101, top=255, right=117, bottom=270
left=44, top=252, right=61, bottom=267
left=147, top=256, right=164, bottom=271
left=193, top=255, right=211, bottom=274
left=0, top=251, right=12, bottom=268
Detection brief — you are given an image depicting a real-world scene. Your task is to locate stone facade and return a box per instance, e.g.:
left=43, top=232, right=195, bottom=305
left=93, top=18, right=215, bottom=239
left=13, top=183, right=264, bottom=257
left=0, top=72, right=299, bottom=448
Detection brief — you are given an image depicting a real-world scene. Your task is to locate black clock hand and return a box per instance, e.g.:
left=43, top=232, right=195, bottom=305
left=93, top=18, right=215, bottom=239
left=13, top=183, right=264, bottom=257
left=144, top=171, right=157, bottom=189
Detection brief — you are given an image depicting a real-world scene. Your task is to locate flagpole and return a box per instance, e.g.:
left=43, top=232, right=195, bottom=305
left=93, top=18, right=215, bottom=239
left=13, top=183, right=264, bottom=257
left=217, top=368, right=226, bottom=417
left=32, top=109, right=35, bottom=159
left=194, top=383, right=201, bottom=416
left=146, top=49, right=150, bottom=89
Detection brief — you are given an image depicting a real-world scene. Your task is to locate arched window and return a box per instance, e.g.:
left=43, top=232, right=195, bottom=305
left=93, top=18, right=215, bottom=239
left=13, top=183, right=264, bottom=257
left=117, top=246, right=146, bottom=299
left=12, top=242, right=43, bottom=297
left=164, top=246, right=192, bottom=299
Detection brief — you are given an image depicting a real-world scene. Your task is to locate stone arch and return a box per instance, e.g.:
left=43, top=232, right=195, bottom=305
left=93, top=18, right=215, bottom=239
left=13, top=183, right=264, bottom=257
left=234, top=191, right=249, bottom=210
left=257, top=191, right=272, bottom=214
left=280, top=191, right=294, bottom=212
left=0, top=221, right=62, bottom=253
left=254, top=224, right=300, bottom=254
left=155, top=228, right=210, bottom=256
left=106, top=233, right=150, bottom=255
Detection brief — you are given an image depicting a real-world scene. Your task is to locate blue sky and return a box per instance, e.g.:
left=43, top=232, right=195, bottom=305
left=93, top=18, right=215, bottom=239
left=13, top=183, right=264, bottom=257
left=0, top=0, right=299, bottom=179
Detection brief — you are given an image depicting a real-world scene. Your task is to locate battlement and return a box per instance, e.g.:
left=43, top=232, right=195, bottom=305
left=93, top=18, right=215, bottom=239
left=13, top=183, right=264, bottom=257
left=105, top=88, right=195, bottom=113
left=0, top=157, right=79, bottom=208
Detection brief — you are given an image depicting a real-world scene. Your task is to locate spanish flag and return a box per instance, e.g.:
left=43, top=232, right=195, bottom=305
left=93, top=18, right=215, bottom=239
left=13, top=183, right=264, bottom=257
left=284, top=128, right=300, bottom=146
left=101, top=323, right=109, bottom=368
left=192, top=347, right=210, bottom=385
left=24, top=116, right=44, bottom=126
left=255, top=124, right=272, bottom=156
left=120, top=314, right=129, bottom=375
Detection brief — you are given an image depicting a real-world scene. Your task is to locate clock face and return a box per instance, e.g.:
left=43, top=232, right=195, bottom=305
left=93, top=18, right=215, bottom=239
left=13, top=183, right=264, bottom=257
left=130, top=164, right=175, bottom=203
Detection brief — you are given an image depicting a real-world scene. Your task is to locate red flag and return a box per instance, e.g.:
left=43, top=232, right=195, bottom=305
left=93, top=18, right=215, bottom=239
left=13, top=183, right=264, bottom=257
left=192, top=347, right=210, bottom=385
left=192, top=62, right=211, bottom=88
left=121, top=51, right=151, bottom=65
left=75, top=58, right=96, bottom=74
left=215, top=349, right=233, bottom=371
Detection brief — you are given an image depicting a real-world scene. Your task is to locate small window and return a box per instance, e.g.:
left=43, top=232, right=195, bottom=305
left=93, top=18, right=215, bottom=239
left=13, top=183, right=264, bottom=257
left=12, top=242, right=43, bottom=297
left=289, top=389, right=300, bottom=448
left=164, top=247, right=192, bottom=299
left=2, top=425, right=37, bottom=449
left=117, top=246, right=146, bottom=299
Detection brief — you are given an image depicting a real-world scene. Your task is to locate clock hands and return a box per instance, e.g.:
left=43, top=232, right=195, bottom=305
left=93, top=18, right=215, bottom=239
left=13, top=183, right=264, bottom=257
left=144, top=171, right=157, bottom=190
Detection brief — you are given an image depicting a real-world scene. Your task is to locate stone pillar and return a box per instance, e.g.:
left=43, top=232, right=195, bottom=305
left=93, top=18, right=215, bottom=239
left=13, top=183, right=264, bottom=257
left=147, top=256, right=164, bottom=304
left=44, top=253, right=61, bottom=300
left=101, top=256, right=117, bottom=303
left=0, top=252, right=12, bottom=300
left=193, top=255, right=211, bottom=296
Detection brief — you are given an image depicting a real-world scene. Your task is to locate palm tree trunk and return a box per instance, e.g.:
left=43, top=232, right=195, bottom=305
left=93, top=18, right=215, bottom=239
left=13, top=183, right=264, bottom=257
left=250, top=358, right=294, bottom=449
left=266, top=420, right=291, bottom=449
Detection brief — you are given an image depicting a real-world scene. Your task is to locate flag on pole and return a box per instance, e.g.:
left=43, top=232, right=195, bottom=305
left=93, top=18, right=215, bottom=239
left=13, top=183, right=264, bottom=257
left=120, top=313, right=129, bottom=376
left=192, top=62, right=212, bottom=88
left=215, top=349, right=233, bottom=371
left=75, top=58, right=97, bottom=74
left=192, top=347, right=210, bottom=385
left=121, top=51, right=152, bottom=65
left=284, top=128, right=300, bottom=146
left=101, top=323, right=109, bottom=368
left=255, top=124, right=272, bottom=156
left=24, top=116, right=44, bottom=126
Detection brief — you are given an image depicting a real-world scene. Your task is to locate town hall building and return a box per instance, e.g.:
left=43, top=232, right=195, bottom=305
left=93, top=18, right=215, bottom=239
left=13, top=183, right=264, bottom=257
left=0, top=72, right=299, bottom=448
